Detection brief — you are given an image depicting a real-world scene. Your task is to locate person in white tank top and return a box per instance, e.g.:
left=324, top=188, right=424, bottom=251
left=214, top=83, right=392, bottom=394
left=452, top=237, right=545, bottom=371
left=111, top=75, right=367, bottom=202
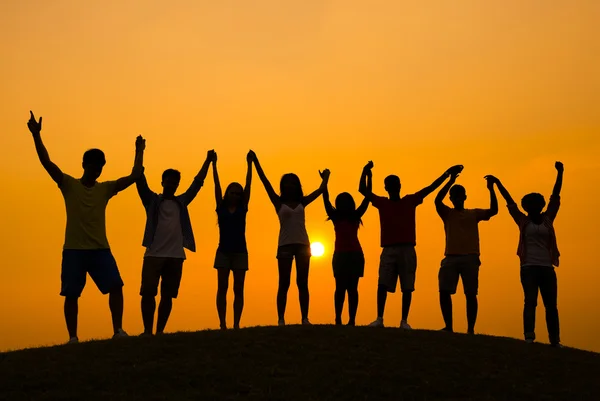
left=488, top=161, right=564, bottom=348
left=250, top=151, right=329, bottom=326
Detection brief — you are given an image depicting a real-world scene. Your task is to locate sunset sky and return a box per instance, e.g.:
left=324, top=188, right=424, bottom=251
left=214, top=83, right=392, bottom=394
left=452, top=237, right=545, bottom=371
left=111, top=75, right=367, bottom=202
left=1, top=1, right=599, bottom=353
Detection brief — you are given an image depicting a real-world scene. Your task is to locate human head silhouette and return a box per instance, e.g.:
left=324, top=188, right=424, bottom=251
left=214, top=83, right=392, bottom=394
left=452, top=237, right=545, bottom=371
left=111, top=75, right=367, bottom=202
left=223, top=182, right=244, bottom=208
left=161, top=169, right=181, bottom=197
left=280, top=173, right=303, bottom=202
left=82, top=149, right=106, bottom=181
left=521, top=193, right=546, bottom=216
left=384, top=175, right=401, bottom=197
left=449, top=185, right=467, bottom=209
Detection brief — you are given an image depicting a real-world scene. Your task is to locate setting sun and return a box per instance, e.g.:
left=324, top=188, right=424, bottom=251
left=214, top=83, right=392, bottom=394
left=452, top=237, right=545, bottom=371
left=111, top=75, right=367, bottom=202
left=310, top=242, right=325, bottom=258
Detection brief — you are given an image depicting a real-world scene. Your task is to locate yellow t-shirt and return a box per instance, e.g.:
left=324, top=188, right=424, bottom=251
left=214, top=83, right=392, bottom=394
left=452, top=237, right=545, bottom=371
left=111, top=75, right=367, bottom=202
left=440, top=208, right=490, bottom=255
left=59, top=174, right=118, bottom=250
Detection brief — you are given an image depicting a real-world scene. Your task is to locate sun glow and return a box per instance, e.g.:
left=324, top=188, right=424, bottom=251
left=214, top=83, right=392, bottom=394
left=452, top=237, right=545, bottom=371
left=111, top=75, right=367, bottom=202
left=310, top=242, right=325, bottom=257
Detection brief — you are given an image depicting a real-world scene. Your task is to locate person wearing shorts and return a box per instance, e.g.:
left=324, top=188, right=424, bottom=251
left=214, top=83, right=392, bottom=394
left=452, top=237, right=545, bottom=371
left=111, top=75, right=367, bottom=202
left=360, top=161, right=463, bottom=329
left=136, top=151, right=212, bottom=336
left=211, top=151, right=252, bottom=330
left=252, top=151, right=329, bottom=326
left=27, top=110, right=145, bottom=344
left=435, top=169, right=498, bottom=334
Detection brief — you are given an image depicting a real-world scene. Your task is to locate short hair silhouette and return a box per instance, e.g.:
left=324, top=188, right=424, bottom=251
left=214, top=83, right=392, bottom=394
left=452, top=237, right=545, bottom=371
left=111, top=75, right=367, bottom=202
left=449, top=185, right=466, bottom=199
left=162, top=169, right=181, bottom=182
left=384, top=175, right=401, bottom=192
left=83, top=149, right=106, bottom=166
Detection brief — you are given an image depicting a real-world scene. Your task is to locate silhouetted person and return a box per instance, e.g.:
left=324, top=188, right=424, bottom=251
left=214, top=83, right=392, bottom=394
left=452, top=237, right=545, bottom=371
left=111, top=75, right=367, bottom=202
left=212, top=151, right=253, bottom=330
left=322, top=162, right=371, bottom=326
left=434, top=169, right=498, bottom=334
left=253, top=152, right=330, bottom=325
left=136, top=151, right=213, bottom=336
left=360, top=162, right=463, bottom=328
left=487, top=162, right=564, bottom=347
left=27, top=111, right=144, bottom=344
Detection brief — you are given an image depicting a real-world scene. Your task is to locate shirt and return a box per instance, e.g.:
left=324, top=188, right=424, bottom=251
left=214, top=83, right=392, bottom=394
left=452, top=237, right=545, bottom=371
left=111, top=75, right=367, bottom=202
left=437, top=206, right=491, bottom=255
left=217, top=205, right=248, bottom=254
left=521, top=222, right=553, bottom=267
left=136, top=173, right=203, bottom=252
left=371, top=194, right=423, bottom=247
left=507, top=195, right=561, bottom=267
left=59, top=174, right=117, bottom=250
left=145, top=199, right=186, bottom=259
left=333, top=219, right=362, bottom=253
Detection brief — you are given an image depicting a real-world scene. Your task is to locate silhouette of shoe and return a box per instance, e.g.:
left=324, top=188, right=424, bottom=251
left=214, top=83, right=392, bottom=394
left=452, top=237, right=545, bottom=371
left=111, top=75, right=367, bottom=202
left=113, top=328, right=129, bottom=339
left=525, top=338, right=534, bottom=344
left=67, top=337, right=79, bottom=344
left=278, top=319, right=285, bottom=327
left=400, top=320, right=412, bottom=329
left=302, top=319, right=311, bottom=325
left=368, top=318, right=384, bottom=328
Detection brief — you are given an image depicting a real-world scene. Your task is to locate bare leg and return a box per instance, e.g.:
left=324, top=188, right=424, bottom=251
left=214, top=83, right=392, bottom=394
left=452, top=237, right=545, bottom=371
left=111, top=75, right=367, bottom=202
left=466, top=294, right=478, bottom=334
left=156, top=297, right=173, bottom=334
left=109, top=287, right=124, bottom=334
left=232, top=270, right=246, bottom=329
left=277, top=259, right=293, bottom=321
left=216, top=268, right=230, bottom=330
left=64, top=297, right=78, bottom=339
left=141, top=295, right=156, bottom=334
left=296, top=255, right=311, bottom=320
left=440, top=291, right=453, bottom=331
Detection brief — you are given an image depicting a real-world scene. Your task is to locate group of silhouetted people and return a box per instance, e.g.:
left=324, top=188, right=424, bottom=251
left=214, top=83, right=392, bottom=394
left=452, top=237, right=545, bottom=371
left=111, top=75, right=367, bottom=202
left=27, top=110, right=565, bottom=348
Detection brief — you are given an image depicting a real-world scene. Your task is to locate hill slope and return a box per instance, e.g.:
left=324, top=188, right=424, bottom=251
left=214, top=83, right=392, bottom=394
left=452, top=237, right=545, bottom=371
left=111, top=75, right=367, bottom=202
left=1, top=325, right=599, bottom=400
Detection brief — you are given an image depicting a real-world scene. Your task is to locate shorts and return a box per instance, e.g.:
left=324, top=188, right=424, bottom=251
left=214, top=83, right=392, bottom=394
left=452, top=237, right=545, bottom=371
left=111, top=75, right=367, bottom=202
left=332, top=251, right=365, bottom=279
left=61, top=249, right=124, bottom=298
left=214, top=251, right=249, bottom=271
left=276, top=244, right=311, bottom=261
left=140, top=257, right=184, bottom=298
left=438, top=255, right=481, bottom=295
left=378, top=245, right=417, bottom=293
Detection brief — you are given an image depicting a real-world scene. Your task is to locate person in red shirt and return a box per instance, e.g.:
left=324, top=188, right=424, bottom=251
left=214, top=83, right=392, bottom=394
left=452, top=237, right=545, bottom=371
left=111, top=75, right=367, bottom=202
left=360, top=161, right=463, bottom=328
left=322, top=163, right=371, bottom=326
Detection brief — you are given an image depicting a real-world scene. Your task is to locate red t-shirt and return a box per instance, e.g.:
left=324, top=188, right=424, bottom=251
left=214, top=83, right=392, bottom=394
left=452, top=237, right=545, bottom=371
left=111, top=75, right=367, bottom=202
left=333, top=219, right=362, bottom=253
left=371, top=194, right=423, bottom=247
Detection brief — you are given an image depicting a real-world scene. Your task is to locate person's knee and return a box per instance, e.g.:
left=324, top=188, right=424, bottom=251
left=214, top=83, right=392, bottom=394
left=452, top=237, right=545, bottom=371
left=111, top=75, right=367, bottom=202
left=65, top=296, right=79, bottom=304
left=465, top=293, right=478, bottom=301
left=233, top=284, right=244, bottom=298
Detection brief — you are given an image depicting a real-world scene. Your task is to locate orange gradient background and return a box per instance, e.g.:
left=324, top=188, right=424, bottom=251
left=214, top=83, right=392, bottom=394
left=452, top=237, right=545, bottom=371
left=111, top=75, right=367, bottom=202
left=1, top=1, right=599, bottom=352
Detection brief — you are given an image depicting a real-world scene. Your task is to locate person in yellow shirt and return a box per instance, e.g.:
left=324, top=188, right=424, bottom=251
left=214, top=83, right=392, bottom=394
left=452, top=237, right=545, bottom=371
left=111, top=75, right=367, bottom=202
left=27, top=111, right=145, bottom=344
left=434, top=168, right=498, bottom=334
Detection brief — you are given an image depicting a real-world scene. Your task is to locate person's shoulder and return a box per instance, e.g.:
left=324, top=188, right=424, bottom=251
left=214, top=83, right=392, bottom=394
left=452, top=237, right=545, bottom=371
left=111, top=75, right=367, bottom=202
left=404, top=193, right=423, bottom=205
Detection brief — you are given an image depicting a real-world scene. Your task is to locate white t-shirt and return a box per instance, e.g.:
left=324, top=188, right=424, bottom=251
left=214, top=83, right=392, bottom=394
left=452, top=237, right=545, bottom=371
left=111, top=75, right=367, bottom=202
left=522, top=221, right=552, bottom=267
left=145, top=199, right=186, bottom=259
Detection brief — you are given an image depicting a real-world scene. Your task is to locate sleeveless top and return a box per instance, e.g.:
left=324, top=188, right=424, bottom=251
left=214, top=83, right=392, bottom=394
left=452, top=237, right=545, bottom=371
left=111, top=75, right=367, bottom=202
left=277, top=204, right=310, bottom=247
left=217, top=205, right=248, bottom=253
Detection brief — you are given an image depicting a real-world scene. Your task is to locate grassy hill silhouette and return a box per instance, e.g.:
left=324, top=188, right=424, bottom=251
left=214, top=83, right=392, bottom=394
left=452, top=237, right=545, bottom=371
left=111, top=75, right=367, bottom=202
left=1, top=325, right=598, bottom=400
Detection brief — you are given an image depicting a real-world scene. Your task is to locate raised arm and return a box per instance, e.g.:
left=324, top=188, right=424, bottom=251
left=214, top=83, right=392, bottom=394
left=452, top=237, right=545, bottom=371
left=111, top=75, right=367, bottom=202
left=303, top=168, right=330, bottom=207
left=322, top=176, right=336, bottom=219
left=356, top=166, right=372, bottom=217
left=114, top=135, right=145, bottom=194
left=252, top=152, right=280, bottom=209
left=180, top=150, right=214, bottom=205
left=416, top=164, right=463, bottom=200
left=546, top=162, right=563, bottom=221
left=434, top=173, right=456, bottom=217
left=552, top=162, right=563, bottom=198
left=211, top=152, right=222, bottom=207
left=27, top=111, right=63, bottom=185
left=486, top=175, right=524, bottom=225
left=358, top=161, right=374, bottom=200
left=244, top=151, right=253, bottom=205
left=135, top=169, right=157, bottom=207
left=477, top=176, right=499, bottom=221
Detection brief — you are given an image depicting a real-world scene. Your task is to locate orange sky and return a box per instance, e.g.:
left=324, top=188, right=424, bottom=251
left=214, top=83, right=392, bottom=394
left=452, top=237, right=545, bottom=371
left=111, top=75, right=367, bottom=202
left=1, top=1, right=599, bottom=352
